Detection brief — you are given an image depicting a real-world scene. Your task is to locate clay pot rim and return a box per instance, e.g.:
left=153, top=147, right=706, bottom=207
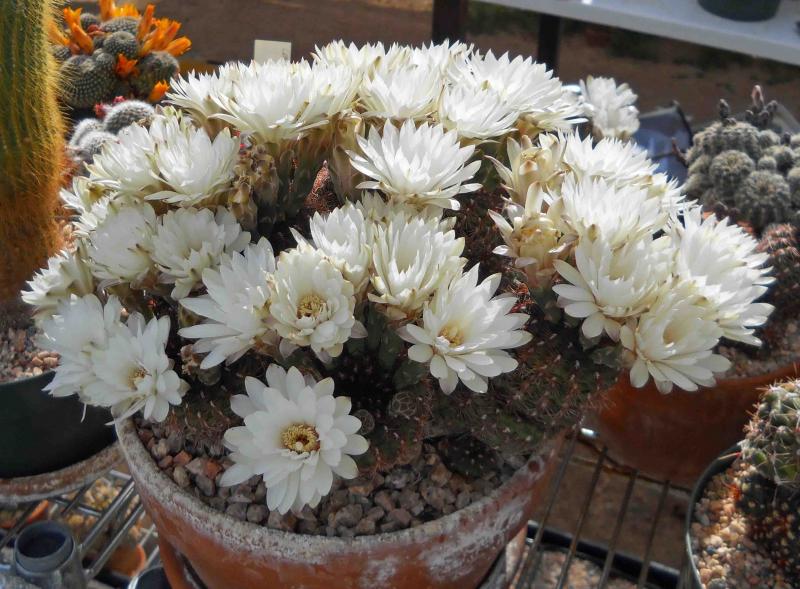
left=117, top=417, right=555, bottom=550
left=0, top=442, right=121, bottom=503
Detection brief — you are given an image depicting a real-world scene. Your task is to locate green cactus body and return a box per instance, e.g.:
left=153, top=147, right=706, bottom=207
left=69, top=117, right=104, bottom=147
left=131, top=51, right=179, bottom=96
left=758, top=223, right=800, bottom=319
left=98, top=16, right=139, bottom=36
left=103, top=31, right=140, bottom=61
left=685, top=90, right=800, bottom=231
left=61, top=53, right=117, bottom=108
left=103, top=100, right=155, bottom=134
left=0, top=0, right=66, bottom=324
left=79, top=12, right=100, bottom=31
left=733, top=170, right=793, bottom=232
left=737, top=380, right=800, bottom=585
left=77, top=130, right=116, bottom=158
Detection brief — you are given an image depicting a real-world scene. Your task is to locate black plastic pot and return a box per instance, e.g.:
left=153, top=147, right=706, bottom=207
left=698, top=0, right=781, bottom=22
left=683, top=444, right=741, bottom=589
left=0, top=371, right=115, bottom=479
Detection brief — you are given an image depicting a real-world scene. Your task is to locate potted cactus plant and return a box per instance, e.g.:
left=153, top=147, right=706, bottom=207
left=26, top=41, right=772, bottom=587
left=0, top=0, right=116, bottom=496
left=687, top=379, right=800, bottom=588
left=698, top=0, right=782, bottom=22
left=49, top=0, right=191, bottom=117
left=591, top=87, right=800, bottom=485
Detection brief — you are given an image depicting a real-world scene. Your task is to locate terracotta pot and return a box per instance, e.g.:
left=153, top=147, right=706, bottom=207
left=117, top=419, right=563, bottom=589
left=107, top=543, right=147, bottom=578
left=587, top=362, right=798, bottom=486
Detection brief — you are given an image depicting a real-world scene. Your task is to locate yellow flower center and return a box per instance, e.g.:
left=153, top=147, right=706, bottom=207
left=439, top=325, right=464, bottom=347
left=128, top=367, right=148, bottom=388
left=281, top=424, right=320, bottom=453
left=297, top=294, right=325, bottom=319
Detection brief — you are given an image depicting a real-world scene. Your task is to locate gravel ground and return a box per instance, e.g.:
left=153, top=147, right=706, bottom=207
left=690, top=463, right=793, bottom=589
left=136, top=419, right=516, bottom=537
left=0, top=326, right=58, bottom=384
left=531, top=550, right=637, bottom=588
left=719, top=317, right=800, bottom=379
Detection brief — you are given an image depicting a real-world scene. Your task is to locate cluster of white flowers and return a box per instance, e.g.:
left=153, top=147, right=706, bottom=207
left=26, top=42, right=777, bottom=515
left=39, top=295, right=188, bottom=422
left=489, top=132, right=773, bottom=393
left=579, top=76, right=640, bottom=140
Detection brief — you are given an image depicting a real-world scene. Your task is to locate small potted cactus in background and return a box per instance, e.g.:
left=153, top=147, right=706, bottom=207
left=0, top=0, right=116, bottom=496
left=591, top=86, right=800, bottom=486
left=698, top=0, right=782, bottom=22
left=49, top=0, right=191, bottom=116
left=25, top=41, right=772, bottom=587
left=688, top=378, right=800, bottom=588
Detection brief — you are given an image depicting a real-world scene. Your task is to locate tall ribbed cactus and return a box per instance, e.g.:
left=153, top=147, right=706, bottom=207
left=0, top=0, right=66, bottom=327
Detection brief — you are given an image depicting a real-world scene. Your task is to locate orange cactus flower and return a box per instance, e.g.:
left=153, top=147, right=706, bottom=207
left=137, top=4, right=155, bottom=40
left=115, top=54, right=139, bottom=78
left=115, top=4, right=140, bottom=17
left=99, top=0, right=115, bottom=21
left=48, top=22, right=70, bottom=46
left=67, top=21, right=94, bottom=54
left=62, top=7, right=82, bottom=29
left=165, top=37, right=191, bottom=57
left=148, top=81, right=169, bottom=103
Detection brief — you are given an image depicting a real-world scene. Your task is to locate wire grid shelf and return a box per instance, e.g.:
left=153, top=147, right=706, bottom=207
left=0, top=430, right=694, bottom=589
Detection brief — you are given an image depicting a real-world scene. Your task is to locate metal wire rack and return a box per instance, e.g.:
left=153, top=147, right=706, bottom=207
left=0, top=429, right=694, bottom=589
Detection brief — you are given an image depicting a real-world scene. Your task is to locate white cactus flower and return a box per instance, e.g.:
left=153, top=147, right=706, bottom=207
left=39, top=294, right=122, bottom=400
left=166, top=69, right=235, bottom=128
left=313, top=40, right=386, bottom=76
left=213, top=60, right=330, bottom=144
left=580, top=76, right=640, bottom=140
left=22, top=246, right=95, bottom=320
left=561, top=132, right=657, bottom=187
left=620, top=286, right=730, bottom=393
left=86, top=313, right=189, bottom=422
left=359, top=61, right=443, bottom=120
left=488, top=187, right=566, bottom=287
left=673, top=207, right=774, bottom=345
left=219, top=365, right=368, bottom=514
left=488, top=133, right=566, bottom=205
left=302, top=203, right=372, bottom=294
left=269, top=243, right=365, bottom=360
left=87, top=123, right=160, bottom=196
left=436, top=84, right=519, bottom=141
left=147, top=113, right=239, bottom=207
left=369, top=214, right=465, bottom=319
left=180, top=238, right=279, bottom=369
left=151, top=207, right=251, bottom=300
left=559, top=175, right=667, bottom=247
left=349, top=120, right=481, bottom=211
left=86, top=202, right=157, bottom=287
left=398, top=265, right=532, bottom=394
left=449, top=51, right=582, bottom=131
left=553, top=235, right=673, bottom=341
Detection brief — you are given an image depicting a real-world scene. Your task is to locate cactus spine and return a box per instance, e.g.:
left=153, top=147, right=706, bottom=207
left=737, top=380, right=800, bottom=585
left=0, top=0, right=66, bottom=327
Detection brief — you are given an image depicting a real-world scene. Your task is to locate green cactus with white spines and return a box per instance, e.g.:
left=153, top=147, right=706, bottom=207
left=737, top=380, right=800, bottom=586
left=758, top=223, right=800, bottom=320
left=103, top=99, right=155, bottom=134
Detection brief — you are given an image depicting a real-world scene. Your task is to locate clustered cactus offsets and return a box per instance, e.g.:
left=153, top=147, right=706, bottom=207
left=24, top=42, right=773, bottom=522
left=50, top=0, right=191, bottom=110
left=736, top=380, right=800, bottom=586
left=686, top=87, right=800, bottom=231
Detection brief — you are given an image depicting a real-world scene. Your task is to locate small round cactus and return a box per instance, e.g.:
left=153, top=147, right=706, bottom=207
left=98, top=16, right=138, bottom=36
left=103, top=100, right=155, bottom=134
left=733, top=171, right=793, bottom=232
left=131, top=51, right=179, bottom=96
left=708, top=150, right=754, bottom=196
left=76, top=130, right=117, bottom=159
left=68, top=117, right=104, bottom=147
left=60, top=54, right=117, bottom=109
left=102, top=31, right=139, bottom=60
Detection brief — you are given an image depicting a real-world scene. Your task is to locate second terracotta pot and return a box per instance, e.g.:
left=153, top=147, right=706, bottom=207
left=117, top=418, right=563, bottom=589
left=587, top=363, right=797, bottom=487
